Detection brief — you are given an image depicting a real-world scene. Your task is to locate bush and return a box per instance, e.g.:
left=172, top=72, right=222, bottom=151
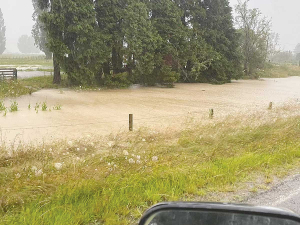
left=104, top=72, right=132, bottom=88
left=158, top=65, right=179, bottom=87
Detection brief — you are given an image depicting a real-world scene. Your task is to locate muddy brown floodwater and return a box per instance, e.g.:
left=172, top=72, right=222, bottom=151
left=1, top=77, right=300, bottom=146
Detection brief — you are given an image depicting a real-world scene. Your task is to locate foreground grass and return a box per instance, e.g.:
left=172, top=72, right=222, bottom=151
left=259, top=64, right=300, bottom=78
left=1, top=114, right=300, bottom=224
left=0, top=80, right=32, bottom=99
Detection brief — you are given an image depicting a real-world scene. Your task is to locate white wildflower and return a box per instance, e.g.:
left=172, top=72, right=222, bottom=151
left=76, top=157, right=81, bottom=161
left=76, top=148, right=80, bottom=151
left=142, top=139, right=146, bottom=142
left=95, top=169, right=98, bottom=171
left=136, top=160, right=141, bottom=164
left=136, top=155, right=141, bottom=160
left=31, top=166, right=38, bottom=172
left=66, top=152, right=70, bottom=155
left=107, top=141, right=114, bottom=147
left=49, top=148, right=53, bottom=152
left=15, top=173, right=21, bottom=179
left=35, top=169, right=43, bottom=177
left=68, top=141, right=73, bottom=146
left=123, top=150, right=129, bottom=156
left=131, top=154, right=135, bottom=157
left=108, top=163, right=111, bottom=166
left=129, top=158, right=135, bottom=164
left=152, top=156, right=158, bottom=162
left=54, top=163, right=63, bottom=170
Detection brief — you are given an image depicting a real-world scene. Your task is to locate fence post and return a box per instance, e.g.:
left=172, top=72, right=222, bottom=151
left=129, top=114, right=133, bottom=131
left=209, top=109, right=214, bottom=119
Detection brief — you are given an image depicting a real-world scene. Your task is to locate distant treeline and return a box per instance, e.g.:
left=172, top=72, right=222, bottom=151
left=32, top=0, right=273, bottom=86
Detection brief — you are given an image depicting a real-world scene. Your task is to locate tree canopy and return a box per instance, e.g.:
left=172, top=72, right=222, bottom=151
left=32, top=0, right=52, bottom=59
left=17, top=35, right=40, bottom=54
left=35, top=0, right=250, bottom=85
left=0, top=8, right=6, bottom=55
left=294, top=43, right=300, bottom=55
left=235, top=0, right=278, bottom=76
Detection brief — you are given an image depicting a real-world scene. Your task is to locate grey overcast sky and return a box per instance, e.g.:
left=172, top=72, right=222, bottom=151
left=0, top=0, right=299, bottom=53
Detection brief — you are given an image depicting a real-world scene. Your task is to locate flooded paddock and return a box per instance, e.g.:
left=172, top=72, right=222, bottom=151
left=1, top=77, right=300, bottom=146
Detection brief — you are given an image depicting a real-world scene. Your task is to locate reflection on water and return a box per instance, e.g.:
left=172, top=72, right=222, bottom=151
left=1, top=77, right=300, bottom=146
left=146, top=210, right=300, bottom=225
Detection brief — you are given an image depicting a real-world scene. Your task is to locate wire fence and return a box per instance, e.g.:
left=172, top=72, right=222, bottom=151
left=0, top=109, right=206, bottom=132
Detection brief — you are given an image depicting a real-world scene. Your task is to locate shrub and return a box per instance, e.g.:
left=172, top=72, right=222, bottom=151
left=10, top=101, right=18, bottom=112
left=104, top=72, right=132, bottom=88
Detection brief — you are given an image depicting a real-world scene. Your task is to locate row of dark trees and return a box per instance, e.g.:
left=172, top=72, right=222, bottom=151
left=33, top=0, right=243, bottom=86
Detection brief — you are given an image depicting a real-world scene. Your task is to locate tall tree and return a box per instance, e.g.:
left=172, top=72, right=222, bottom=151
left=188, top=0, right=242, bottom=83
left=17, top=35, right=40, bottom=54
left=148, top=0, right=187, bottom=85
left=122, top=0, right=160, bottom=84
left=95, top=0, right=126, bottom=78
left=235, top=0, right=274, bottom=75
left=39, top=0, right=108, bottom=85
left=294, top=43, right=300, bottom=55
left=293, top=43, right=300, bottom=66
left=32, top=0, right=52, bottom=59
left=38, top=0, right=64, bottom=84
left=0, top=8, right=6, bottom=55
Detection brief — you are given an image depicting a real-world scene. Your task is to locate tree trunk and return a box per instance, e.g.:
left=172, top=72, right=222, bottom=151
left=112, top=42, right=123, bottom=74
left=53, top=53, right=61, bottom=84
left=103, top=61, right=110, bottom=76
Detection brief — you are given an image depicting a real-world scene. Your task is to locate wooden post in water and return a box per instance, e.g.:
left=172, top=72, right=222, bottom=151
left=209, top=109, right=214, bottom=119
left=268, top=102, right=273, bottom=110
left=129, top=114, right=133, bottom=131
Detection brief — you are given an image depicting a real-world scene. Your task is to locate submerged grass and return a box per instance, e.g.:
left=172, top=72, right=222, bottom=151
left=0, top=114, right=300, bottom=224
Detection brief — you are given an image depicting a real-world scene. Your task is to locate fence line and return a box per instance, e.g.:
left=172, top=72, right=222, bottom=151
left=0, top=110, right=205, bottom=131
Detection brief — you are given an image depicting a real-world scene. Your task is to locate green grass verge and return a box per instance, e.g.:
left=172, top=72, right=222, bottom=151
left=18, top=75, right=68, bottom=90
left=259, top=64, right=300, bottom=78
left=0, top=75, right=70, bottom=99
left=0, top=80, right=32, bottom=99
left=1, top=116, right=300, bottom=224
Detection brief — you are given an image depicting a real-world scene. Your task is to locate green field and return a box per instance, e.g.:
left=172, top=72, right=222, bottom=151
left=1, top=110, right=300, bottom=224
left=258, top=64, right=300, bottom=78
left=0, top=54, right=53, bottom=67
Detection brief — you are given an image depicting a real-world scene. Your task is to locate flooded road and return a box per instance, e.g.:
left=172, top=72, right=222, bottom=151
left=1, top=77, right=300, bottom=146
